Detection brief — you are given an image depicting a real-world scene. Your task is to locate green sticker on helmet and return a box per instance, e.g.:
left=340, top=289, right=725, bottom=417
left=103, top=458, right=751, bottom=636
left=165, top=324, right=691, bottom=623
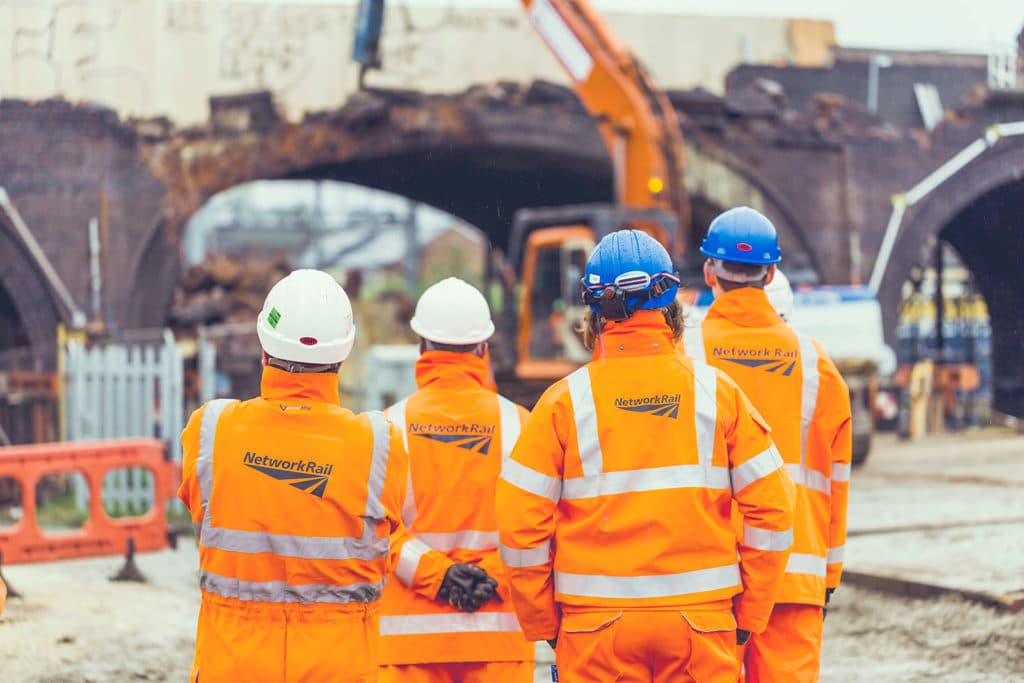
left=268, top=307, right=281, bottom=328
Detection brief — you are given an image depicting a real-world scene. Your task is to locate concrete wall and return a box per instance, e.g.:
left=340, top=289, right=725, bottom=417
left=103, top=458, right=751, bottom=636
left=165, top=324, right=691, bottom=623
left=0, top=0, right=821, bottom=124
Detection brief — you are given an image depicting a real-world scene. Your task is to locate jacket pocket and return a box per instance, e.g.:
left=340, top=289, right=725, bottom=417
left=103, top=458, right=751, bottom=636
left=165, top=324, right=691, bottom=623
left=557, top=611, right=623, bottom=681
left=562, top=610, right=623, bottom=634
left=679, top=609, right=736, bottom=633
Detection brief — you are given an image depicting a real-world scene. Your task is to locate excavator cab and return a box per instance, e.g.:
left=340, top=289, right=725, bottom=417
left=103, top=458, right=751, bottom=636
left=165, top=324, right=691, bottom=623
left=506, top=204, right=679, bottom=383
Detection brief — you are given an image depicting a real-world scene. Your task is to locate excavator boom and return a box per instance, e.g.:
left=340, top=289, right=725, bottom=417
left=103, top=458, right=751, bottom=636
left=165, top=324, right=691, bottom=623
left=520, top=0, right=690, bottom=252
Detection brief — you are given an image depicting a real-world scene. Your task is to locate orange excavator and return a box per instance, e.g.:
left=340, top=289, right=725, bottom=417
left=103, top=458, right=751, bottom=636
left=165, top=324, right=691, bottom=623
left=498, top=0, right=691, bottom=399
left=357, top=0, right=691, bottom=402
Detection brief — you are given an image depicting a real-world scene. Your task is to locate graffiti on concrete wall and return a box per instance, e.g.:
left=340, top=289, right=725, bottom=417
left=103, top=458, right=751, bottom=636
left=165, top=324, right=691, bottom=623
left=377, top=5, right=524, bottom=86
left=217, top=4, right=351, bottom=93
left=3, top=0, right=148, bottom=106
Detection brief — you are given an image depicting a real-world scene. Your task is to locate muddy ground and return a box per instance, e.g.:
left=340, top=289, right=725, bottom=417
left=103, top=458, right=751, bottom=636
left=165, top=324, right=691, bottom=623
left=2, top=432, right=1022, bottom=682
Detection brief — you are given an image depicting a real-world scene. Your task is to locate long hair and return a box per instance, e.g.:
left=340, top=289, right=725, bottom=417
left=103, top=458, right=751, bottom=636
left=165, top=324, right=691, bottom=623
left=580, top=300, right=685, bottom=351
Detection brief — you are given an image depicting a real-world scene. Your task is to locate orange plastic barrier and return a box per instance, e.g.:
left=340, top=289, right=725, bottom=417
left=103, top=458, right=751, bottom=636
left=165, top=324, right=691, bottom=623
left=0, top=438, right=179, bottom=565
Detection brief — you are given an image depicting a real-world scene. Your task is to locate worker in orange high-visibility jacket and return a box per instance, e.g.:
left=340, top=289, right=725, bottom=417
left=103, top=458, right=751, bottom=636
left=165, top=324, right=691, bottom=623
left=179, top=269, right=470, bottom=683
left=685, top=207, right=852, bottom=683
left=379, top=277, right=534, bottom=683
left=0, top=575, right=6, bottom=616
left=496, top=230, right=796, bottom=683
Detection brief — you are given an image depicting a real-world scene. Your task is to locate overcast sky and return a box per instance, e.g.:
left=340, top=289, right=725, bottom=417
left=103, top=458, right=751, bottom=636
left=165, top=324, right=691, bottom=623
left=266, top=0, right=1023, bottom=53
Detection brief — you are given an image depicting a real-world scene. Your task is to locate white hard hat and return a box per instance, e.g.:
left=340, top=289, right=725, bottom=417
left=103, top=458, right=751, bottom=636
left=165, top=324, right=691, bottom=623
left=765, top=268, right=794, bottom=320
left=410, top=277, right=495, bottom=344
left=256, top=269, right=356, bottom=364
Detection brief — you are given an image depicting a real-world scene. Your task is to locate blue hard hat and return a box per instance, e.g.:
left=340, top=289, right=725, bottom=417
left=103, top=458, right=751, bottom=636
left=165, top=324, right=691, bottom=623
left=583, top=230, right=679, bottom=316
left=700, top=206, right=781, bottom=265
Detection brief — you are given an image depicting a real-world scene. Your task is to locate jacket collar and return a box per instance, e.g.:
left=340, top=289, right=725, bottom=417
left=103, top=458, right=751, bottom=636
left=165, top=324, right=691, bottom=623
left=260, top=365, right=340, bottom=404
left=706, top=287, right=784, bottom=328
left=415, top=351, right=488, bottom=391
left=591, top=309, right=677, bottom=360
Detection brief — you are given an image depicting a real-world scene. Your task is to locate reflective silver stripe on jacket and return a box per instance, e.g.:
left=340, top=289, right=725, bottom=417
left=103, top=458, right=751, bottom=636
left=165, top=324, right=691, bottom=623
left=742, top=522, right=793, bottom=552
left=364, top=411, right=391, bottom=523
left=417, top=530, right=498, bottom=552
left=196, top=401, right=389, bottom=563
left=559, top=362, right=730, bottom=497
left=196, top=398, right=235, bottom=517
left=497, top=394, right=521, bottom=463
left=396, top=537, right=431, bottom=586
left=785, top=463, right=831, bottom=495
left=199, top=569, right=384, bottom=604
left=796, top=332, right=820, bottom=466
left=684, top=321, right=707, bottom=363
left=785, top=552, right=828, bottom=577
left=567, top=367, right=603, bottom=476
left=827, top=544, right=845, bottom=564
left=380, top=611, right=523, bottom=636
left=731, top=445, right=784, bottom=493
left=500, top=541, right=551, bottom=568
left=200, top=526, right=388, bottom=561
left=388, top=398, right=417, bottom=526
left=563, top=464, right=730, bottom=499
left=832, top=462, right=852, bottom=483
left=555, top=563, right=741, bottom=600
left=500, top=458, right=562, bottom=502
left=692, top=362, right=718, bottom=473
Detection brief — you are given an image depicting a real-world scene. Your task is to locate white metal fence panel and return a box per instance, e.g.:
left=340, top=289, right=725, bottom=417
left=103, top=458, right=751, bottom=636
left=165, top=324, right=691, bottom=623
left=364, top=345, right=420, bottom=411
left=65, top=331, right=184, bottom=514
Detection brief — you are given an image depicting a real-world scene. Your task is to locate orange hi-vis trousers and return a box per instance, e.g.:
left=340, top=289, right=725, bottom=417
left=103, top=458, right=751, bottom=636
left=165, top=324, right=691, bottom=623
left=744, top=603, right=824, bottom=683
left=380, top=661, right=534, bottom=683
left=554, top=607, right=740, bottom=683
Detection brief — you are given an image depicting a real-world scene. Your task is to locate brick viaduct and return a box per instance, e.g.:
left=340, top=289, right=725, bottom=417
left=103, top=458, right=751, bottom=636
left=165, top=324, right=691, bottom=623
left=2, top=81, right=1023, bottom=414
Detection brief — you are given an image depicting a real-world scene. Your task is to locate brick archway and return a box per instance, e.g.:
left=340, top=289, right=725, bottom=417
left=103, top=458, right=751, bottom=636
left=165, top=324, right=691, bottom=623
left=878, top=138, right=1024, bottom=416
left=129, top=86, right=812, bottom=329
left=0, top=212, right=63, bottom=369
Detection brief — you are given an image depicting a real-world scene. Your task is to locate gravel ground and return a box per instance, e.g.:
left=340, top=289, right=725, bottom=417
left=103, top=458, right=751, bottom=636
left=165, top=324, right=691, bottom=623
left=2, top=432, right=1022, bottom=683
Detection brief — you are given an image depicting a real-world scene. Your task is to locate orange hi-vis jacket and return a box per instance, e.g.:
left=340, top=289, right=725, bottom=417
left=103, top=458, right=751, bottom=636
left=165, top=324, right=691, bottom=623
left=495, top=310, right=796, bottom=639
left=685, top=288, right=852, bottom=606
left=178, top=366, right=451, bottom=683
left=381, top=351, right=534, bottom=665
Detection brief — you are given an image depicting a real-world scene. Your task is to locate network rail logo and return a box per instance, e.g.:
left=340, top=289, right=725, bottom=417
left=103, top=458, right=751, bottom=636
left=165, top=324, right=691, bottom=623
left=712, top=346, right=797, bottom=376
left=243, top=452, right=334, bottom=498
left=614, top=393, right=681, bottom=419
left=409, top=422, right=496, bottom=454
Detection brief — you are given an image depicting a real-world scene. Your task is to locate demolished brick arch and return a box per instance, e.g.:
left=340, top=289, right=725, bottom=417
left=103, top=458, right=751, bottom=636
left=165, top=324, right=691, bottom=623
left=0, top=211, right=64, bottom=366
left=129, top=83, right=815, bottom=329
left=880, top=138, right=1024, bottom=417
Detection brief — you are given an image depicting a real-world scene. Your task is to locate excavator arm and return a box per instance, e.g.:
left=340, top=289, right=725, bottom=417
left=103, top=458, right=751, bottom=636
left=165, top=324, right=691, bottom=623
left=520, top=0, right=690, bottom=252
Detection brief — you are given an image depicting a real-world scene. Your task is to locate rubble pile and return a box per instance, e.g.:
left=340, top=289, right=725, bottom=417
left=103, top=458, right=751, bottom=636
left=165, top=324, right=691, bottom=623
left=170, top=253, right=292, bottom=329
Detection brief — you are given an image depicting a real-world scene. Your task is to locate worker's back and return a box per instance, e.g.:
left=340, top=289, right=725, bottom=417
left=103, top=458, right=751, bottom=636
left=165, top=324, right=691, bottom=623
left=380, top=350, right=533, bottom=667
left=685, top=287, right=852, bottom=604
left=529, top=334, right=772, bottom=605
left=179, top=367, right=406, bottom=682
left=499, top=311, right=793, bottom=623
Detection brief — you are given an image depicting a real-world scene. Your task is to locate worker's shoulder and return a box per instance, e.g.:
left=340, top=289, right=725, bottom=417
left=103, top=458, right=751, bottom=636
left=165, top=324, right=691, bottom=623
left=532, top=370, right=575, bottom=408
left=798, top=333, right=843, bottom=377
left=494, top=391, right=530, bottom=416
left=187, top=396, right=242, bottom=423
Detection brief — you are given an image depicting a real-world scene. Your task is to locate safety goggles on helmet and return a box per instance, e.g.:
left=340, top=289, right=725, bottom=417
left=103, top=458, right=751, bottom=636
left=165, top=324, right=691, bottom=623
left=581, top=270, right=680, bottom=321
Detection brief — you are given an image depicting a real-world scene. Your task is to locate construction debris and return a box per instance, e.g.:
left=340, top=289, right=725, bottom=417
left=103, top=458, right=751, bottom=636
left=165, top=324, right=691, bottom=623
left=170, top=253, right=292, bottom=329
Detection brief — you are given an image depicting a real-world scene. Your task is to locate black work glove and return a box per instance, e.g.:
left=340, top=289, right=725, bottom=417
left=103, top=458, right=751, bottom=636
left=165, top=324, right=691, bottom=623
left=736, top=629, right=752, bottom=646
left=823, top=587, right=835, bottom=621
left=437, top=564, right=498, bottom=612
left=462, top=572, right=499, bottom=612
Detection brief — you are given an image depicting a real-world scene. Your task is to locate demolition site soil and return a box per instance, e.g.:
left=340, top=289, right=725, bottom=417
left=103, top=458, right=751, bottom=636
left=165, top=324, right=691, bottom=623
left=2, top=432, right=1022, bottom=683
